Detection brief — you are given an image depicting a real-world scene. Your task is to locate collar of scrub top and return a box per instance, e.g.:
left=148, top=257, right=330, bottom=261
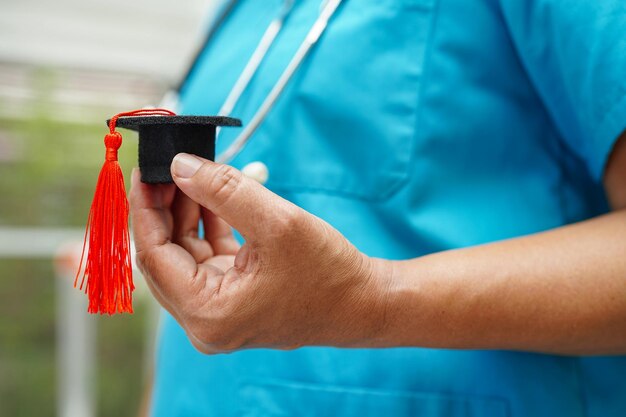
left=163, top=0, right=345, bottom=164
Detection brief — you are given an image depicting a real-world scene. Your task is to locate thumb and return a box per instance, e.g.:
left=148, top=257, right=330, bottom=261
left=171, top=153, right=297, bottom=240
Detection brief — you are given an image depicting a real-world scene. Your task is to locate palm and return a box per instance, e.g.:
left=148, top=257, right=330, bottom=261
left=131, top=179, right=240, bottom=299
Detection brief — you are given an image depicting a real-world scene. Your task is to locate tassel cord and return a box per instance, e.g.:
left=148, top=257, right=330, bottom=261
left=76, top=108, right=175, bottom=315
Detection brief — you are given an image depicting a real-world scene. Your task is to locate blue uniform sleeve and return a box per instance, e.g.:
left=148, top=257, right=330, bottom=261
left=499, top=1, right=626, bottom=180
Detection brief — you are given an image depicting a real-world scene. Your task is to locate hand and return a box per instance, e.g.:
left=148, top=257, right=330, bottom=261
left=129, top=154, right=391, bottom=354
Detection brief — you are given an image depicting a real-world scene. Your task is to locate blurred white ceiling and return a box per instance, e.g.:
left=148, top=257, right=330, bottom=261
left=0, top=0, right=218, bottom=82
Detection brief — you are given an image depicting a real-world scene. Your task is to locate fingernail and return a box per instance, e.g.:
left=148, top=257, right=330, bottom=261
left=172, top=153, right=203, bottom=178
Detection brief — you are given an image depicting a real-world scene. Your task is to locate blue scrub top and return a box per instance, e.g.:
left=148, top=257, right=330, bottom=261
left=152, top=0, right=626, bottom=416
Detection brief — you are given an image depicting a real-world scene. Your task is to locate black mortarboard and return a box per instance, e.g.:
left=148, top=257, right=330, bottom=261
left=76, top=109, right=241, bottom=315
left=108, top=115, right=241, bottom=184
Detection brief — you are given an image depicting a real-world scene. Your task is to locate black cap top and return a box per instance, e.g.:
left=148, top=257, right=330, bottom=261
left=107, top=115, right=241, bottom=184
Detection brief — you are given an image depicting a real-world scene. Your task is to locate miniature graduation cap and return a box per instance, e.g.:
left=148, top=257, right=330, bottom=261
left=76, top=109, right=241, bottom=315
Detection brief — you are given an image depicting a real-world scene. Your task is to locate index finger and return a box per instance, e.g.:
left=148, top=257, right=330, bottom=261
left=171, top=156, right=300, bottom=241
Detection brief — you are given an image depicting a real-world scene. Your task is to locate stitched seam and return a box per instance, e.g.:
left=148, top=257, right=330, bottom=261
left=396, top=0, right=444, bottom=200
left=552, top=128, right=572, bottom=225
left=240, top=377, right=511, bottom=408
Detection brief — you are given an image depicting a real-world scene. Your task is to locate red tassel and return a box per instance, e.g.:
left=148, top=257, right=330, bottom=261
left=76, top=108, right=175, bottom=314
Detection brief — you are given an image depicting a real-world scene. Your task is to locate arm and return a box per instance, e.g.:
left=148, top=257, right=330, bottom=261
left=385, top=134, right=626, bottom=355
left=130, top=134, right=626, bottom=355
left=384, top=134, right=626, bottom=355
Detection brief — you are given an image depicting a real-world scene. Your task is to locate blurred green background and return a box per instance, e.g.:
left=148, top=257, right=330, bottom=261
left=0, top=68, right=154, bottom=417
left=0, top=1, right=214, bottom=415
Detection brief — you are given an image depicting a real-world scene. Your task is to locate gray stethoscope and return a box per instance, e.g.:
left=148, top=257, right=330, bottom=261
left=163, top=0, right=344, bottom=164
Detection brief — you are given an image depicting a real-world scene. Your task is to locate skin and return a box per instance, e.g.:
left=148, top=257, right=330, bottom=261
left=130, top=132, right=626, bottom=356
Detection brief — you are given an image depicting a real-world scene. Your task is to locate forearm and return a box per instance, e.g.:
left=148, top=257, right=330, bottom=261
left=378, top=210, right=626, bottom=355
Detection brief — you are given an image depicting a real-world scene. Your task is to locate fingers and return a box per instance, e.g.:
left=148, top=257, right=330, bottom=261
left=202, top=208, right=240, bottom=255
left=129, top=168, right=176, bottom=254
left=171, top=189, right=214, bottom=263
left=129, top=169, right=218, bottom=310
left=170, top=182, right=238, bottom=259
left=171, top=153, right=300, bottom=241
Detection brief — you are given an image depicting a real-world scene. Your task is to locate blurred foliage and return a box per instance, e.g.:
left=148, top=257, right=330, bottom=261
left=0, top=116, right=137, bottom=226
left=0, top=260, right=56, bottom=417
left=0, top=69, right=152, bottom=417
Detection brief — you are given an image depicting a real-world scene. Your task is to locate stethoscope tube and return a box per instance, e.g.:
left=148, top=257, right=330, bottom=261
left=216, top=0, right=295, bottom=120
left=164, top=0, right=344, bottom=164
left=217, top=0, right=343, bottom=164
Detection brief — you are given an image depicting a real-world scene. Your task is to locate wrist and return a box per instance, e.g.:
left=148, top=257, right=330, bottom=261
left=340, top=254, right=396, bottom=348
left=381, top=254, right=475, bottom=350
left=369, top=256, right=440, bottom=349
